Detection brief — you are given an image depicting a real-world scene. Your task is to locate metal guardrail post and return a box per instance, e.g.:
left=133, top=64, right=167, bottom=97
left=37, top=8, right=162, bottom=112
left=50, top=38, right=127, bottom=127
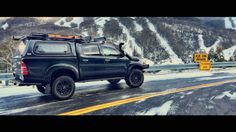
left=2, top=80, right=9, bottom=86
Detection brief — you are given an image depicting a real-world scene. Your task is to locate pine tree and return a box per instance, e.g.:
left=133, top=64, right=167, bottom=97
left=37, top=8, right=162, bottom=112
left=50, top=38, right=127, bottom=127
left=215, top=44, right=225, bottom=62
left=208, top=48, right=215, bottom=61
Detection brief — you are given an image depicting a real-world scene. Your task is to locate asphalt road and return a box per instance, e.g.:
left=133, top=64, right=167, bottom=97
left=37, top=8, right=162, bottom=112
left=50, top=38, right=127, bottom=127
left=1, top=69, right=236, bottom=115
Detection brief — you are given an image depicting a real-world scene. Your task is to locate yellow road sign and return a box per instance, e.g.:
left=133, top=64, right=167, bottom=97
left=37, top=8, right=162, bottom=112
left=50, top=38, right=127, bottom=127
left=199, top=61, right=211, bottom=70
left=194, top=53, right=208, bottom=63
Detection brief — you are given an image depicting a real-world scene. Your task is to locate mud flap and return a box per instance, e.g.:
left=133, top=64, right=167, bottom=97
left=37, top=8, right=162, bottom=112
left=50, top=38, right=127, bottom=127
left=45, top=84, right=51, bottom=94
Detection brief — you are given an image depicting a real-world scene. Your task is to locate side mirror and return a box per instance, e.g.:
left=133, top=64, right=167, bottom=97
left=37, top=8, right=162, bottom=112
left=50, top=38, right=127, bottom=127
left=119, top=42, right=125, bottom=54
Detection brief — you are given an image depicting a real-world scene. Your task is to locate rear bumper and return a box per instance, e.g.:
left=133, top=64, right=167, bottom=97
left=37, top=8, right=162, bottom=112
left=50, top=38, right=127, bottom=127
left=13, top=79, right=42, bottom=86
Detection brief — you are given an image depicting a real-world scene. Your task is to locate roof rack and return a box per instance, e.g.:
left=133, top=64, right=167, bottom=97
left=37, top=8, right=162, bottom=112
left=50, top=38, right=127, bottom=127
left=13, top=33, right=106, bottom=44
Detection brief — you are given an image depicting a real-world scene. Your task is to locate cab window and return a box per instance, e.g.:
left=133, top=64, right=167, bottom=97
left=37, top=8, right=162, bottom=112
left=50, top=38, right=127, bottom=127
left=80, top=44, right=101, bottom=56
left=101, top=45, right=120, bottom=56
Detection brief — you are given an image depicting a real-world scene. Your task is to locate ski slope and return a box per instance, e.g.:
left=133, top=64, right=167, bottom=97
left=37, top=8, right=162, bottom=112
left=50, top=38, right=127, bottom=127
left=225, top=17, right=236, bottom=30
left=146, top=18, right=183, bottom=64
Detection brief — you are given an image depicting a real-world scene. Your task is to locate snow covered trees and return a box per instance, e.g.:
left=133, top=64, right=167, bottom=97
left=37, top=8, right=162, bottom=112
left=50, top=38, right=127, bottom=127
left=208, top=45, right=225, bottom=62
left=103, top=19, right=123, bottom=40
left=0, top=38, right=19, bottom=72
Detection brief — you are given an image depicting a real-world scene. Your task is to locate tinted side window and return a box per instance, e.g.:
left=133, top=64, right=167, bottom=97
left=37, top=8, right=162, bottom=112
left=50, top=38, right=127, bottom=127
left=101, top=45, right=120, bottom=56
left=81, top=45, right=100, bottom=55
left=34, top=42, right=71, bottom=55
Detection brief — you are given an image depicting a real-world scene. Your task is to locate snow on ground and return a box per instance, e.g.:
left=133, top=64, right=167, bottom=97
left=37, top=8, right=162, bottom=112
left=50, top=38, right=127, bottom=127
left=94, top=17, right=111, bottom=36
left=81, top=31, right=89, bottom=36
left=215, top=91, right=236, bottom=100
left=146, top=18, right=183, bottom=64
left=121, top=95, right=131, bottom=99
left=225, top=17, right=233, bottom=29
left=97, top=18, right=152, bottom=64
left=1, top=23, right=8, bottom=30
left=231, top=17, right=236, bottom=28
left=133, top=21, right=143, bottom=32
left=136, top=100, right=173, bottom=115
left=0, top=99, right=71, bottom=115
left=158, top=58, right=182, bottom=65
left=186, top=91, right=194, bottom=95
left=178, top=91, right=194, bottom=99
left=140, top=58, right=154, bottom=66
left=206, top=105, right=214, bottom=109
left=135, top=98, right=147, bottom=104
left=206, top=37, right=221, bottom=53
left=55, top=17, right=84, bottom=28
left=113, top=18, right=144, bottom=58
left=145, top=68, right=236, bottom=82
left=0, top=86, right=37, bottom=98
left=0, top=81, right=112, bottom=98
left=196, top=75, right=236, bottom=81
left=197, top=34, right=222, bottom=54
left=223, top=45, right=236, bottom=60
left=225, top=17, right=236, bottom=30
left=198, top=34, right=207, bottom=50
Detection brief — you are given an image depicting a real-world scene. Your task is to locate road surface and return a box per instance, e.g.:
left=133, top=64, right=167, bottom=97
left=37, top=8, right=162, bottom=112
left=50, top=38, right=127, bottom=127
left=1, top=68, right=236, bottom=115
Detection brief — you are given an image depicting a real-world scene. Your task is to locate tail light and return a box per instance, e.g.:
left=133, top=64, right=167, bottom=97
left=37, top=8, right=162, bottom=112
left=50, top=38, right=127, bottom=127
left=21, top=60, right=29, bottom=76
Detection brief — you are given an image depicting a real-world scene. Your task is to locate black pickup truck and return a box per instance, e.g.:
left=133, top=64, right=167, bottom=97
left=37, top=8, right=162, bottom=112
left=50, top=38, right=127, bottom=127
left=12, top=33, right=149, bottom=100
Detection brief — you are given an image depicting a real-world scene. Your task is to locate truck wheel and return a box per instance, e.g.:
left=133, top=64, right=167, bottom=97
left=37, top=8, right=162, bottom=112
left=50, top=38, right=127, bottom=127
left=125, top=69, right=144, bottom=88
left=51, top=76, right=75, bottom=100
left=108, top=79, right=120, bottom=84
left=36, top=85, right=46, bottom=94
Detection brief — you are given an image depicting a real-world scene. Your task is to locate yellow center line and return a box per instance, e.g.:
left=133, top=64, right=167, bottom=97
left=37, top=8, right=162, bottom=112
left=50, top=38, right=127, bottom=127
left=59, top=79, right=236, bottom=116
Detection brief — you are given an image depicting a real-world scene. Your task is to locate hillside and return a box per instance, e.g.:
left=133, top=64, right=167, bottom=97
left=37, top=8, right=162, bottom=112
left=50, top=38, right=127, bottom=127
left=1, top=17, right=236, bottom=68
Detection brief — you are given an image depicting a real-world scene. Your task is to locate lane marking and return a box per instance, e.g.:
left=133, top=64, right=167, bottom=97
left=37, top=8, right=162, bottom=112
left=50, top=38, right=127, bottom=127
left=59, top=79, right=236, bottom=115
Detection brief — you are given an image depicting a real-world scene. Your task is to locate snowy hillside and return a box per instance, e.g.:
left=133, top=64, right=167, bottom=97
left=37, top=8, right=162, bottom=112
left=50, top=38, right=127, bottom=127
left=54, top=17, right=236, bottom=63
left=1, top=17, right=236, bottom=65
left=225, top=17, right=236, bottom=30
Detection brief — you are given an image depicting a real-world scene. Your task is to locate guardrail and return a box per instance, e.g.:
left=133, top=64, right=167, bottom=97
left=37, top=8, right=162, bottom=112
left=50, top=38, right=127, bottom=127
left=145, top=61, right=236, bottom=72
left=1, top=61, right=236, bottom=86
left=0, top=73, right=14, bottom=86
left=145, top=63, right=198, bottom=72
left=0, top=73, right=14, bottom=80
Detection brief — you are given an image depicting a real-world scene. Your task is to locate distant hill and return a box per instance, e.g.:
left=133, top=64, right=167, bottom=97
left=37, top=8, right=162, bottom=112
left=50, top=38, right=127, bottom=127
left=1, top=17, right=236, bottom=65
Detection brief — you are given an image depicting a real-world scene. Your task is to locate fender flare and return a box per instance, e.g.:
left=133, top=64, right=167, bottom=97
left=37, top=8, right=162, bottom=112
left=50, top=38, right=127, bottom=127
left=45, top=63, right=79, bottom=82
left=127, top=63, right=144, bottom=75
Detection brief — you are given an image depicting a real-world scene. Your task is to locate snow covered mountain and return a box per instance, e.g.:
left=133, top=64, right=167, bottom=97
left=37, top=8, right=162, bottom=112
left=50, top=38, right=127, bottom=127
left=1, top=17, right=236, bottom=65
left=224, top=17, right=236, bottom=30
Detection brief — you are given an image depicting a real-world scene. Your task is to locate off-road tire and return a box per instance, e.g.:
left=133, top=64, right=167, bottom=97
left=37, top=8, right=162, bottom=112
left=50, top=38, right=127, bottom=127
left=51, top=76, right=75, bottom=100
left=125, top=69, right=144, bottom=88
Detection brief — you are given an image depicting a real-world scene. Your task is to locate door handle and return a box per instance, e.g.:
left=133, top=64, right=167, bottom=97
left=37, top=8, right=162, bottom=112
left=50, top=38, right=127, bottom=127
left=82, top=59, right=89, bottom=62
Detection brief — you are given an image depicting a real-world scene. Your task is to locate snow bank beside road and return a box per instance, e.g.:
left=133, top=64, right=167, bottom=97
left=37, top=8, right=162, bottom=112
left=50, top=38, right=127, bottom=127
left=136, top=100, right=174, bottom=115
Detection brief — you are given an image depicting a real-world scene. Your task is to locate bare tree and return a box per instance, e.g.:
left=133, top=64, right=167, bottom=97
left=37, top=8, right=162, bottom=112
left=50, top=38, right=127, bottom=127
left=0, top=38, right=19, bottom=72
